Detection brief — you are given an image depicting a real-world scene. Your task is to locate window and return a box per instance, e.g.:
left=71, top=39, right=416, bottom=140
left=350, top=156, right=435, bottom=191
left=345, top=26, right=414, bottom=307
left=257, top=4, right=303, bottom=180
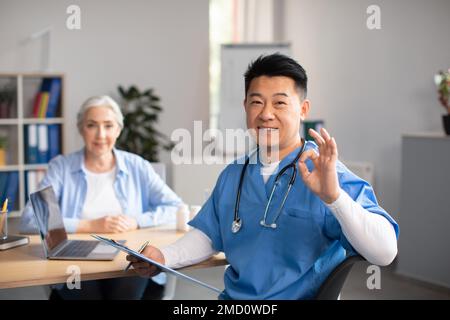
left=209, top=0, right=276, bottom=130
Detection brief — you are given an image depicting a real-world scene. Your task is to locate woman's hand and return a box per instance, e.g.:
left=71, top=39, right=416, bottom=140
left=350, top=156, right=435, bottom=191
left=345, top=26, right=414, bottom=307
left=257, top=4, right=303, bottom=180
left=298, top=127, right=340, bottom=204
left=126, top=245, right=165, bottom=278
left=77, top=215, right=138, bottom=233
left=119, top=215, right=138, bottom=231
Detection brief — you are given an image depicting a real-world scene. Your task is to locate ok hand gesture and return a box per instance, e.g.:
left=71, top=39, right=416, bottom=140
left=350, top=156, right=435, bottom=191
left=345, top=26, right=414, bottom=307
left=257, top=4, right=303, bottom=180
left=298, top=128, right=340, bottom=204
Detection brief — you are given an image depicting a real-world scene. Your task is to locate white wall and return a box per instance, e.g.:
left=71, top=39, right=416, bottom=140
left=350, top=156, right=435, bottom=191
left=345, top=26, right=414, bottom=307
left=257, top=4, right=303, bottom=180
left=0, top=0, right=209, bottom=186
left=283, top=0, right=450, bottom=220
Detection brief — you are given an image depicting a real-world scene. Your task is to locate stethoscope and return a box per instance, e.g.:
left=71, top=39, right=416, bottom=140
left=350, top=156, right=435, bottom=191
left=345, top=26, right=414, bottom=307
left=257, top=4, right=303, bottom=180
left=232, top=139, right=306, bottom=233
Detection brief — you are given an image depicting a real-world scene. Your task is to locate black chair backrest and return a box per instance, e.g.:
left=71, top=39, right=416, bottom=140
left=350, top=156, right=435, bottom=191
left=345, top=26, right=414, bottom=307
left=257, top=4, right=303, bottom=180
left=314, top=254, right=365, bottom=300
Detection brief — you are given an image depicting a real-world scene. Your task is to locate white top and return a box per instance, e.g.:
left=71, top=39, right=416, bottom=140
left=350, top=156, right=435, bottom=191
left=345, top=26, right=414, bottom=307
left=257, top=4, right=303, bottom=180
left=260, top=160, right=281, bottom=183
left=81, top=165, right=123, bottom=220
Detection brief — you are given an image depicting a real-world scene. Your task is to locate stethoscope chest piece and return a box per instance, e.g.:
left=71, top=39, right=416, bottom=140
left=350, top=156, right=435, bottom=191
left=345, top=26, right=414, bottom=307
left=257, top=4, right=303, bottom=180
left=231, top=218, right=242, bottom=233
left=260, top=220, right=277, bottom=229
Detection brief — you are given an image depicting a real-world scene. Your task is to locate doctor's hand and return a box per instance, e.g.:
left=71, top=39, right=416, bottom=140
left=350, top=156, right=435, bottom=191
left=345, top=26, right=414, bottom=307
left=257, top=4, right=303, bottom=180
left=126, top=245, right=165, bottom=278
left=298, top=128, right=340, bottom=204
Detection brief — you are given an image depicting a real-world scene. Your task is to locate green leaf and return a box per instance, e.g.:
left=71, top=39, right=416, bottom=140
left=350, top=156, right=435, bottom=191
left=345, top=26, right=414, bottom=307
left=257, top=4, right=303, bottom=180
left=118, top=86, right=126, bottom=98
left=143, top=89, right=153, bottom=97
left=116, top=84, right=174, bottom=162
left=150, top=105, right=162, bottom=111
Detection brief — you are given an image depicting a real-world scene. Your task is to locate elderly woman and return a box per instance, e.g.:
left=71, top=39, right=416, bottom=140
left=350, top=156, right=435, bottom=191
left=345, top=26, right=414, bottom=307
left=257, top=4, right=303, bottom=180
left=20, top=95, right=182, bottom=299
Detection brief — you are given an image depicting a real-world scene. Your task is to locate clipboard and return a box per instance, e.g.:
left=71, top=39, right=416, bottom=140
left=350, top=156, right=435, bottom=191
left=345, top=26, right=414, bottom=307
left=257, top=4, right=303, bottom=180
left=91, top=234, right=222, bottom=294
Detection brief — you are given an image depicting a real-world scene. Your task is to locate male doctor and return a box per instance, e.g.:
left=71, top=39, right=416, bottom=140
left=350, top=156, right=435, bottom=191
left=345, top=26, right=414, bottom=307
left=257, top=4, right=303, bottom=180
left=128, top=53, right=399, bottom=299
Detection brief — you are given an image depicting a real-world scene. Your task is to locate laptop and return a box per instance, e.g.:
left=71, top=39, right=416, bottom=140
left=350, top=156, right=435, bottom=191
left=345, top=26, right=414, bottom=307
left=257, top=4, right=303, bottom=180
left=29, top=185, right=124, bottom=260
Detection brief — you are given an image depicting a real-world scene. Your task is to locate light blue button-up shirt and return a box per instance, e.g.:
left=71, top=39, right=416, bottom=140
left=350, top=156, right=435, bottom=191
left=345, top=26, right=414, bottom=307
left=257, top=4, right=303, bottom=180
left=20, top=148, right=183, bottom=234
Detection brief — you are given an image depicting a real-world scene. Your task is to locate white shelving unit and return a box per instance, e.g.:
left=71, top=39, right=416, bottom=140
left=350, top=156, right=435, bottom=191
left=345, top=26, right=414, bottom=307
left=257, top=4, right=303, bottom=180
left=0, top=73, right=65, bottom=217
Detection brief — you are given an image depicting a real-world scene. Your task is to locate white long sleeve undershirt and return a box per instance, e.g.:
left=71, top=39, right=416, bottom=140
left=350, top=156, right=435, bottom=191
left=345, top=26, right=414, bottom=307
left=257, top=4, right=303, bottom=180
left=160, top=227, right=217, bottom=269
left=324, top=189, right=397, bottom=266
left=161, top=188, right=398, bottom=269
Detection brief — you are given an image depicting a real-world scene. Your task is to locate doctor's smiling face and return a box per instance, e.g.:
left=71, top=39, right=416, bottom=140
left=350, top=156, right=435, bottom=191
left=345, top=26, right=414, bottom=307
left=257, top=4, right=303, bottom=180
left=245, top=75, right=310, bottom=159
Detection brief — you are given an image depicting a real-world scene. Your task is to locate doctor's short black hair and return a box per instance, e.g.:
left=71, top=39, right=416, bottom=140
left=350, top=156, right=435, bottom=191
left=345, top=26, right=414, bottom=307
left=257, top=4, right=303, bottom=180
left=244, top=53, right=308, bottom=99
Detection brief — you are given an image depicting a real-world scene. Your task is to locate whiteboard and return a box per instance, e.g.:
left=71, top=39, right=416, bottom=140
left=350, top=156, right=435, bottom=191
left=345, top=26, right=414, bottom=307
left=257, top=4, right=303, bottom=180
left=219, top=43, right=291, bottom=132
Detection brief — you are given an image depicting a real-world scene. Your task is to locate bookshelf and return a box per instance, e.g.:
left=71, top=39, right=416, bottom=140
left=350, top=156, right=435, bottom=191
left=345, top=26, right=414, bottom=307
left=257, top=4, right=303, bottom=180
left=0, top=73, right=65, bottom=217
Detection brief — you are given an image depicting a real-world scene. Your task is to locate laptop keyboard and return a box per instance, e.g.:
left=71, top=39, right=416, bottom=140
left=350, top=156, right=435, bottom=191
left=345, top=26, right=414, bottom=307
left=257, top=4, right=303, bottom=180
left=55, top=240, right=98, bottom=257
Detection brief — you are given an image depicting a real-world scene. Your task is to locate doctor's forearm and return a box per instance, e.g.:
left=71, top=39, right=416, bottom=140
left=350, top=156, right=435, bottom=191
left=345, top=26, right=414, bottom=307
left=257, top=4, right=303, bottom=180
left=325, top=189, right=398, bottom=266
left=160, top=228, right=217, bottom=269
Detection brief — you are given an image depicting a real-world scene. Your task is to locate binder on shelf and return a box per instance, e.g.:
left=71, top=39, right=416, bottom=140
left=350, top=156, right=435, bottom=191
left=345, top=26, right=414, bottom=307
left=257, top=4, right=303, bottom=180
left=25, top=170, right=45, bottom=202
left=4, top=172, right=19, bottom=211
left=25, top=171, right=37, bottom=199
left=31, top=77, right=62, bottom=119
left=47, top=124, right=61, bottom=161
left=37, top=125, right=48, bottom=163
left=32, top=92, right=41, bottom=117
left=0, top=173, right=8, bottom=200
left=25, top=124, right=39, bottom=164
left=25, top=125, right=61, bottom=165
left=45, top=78, right=62, bottom=118
left=38, top=92, right=49, bottom=118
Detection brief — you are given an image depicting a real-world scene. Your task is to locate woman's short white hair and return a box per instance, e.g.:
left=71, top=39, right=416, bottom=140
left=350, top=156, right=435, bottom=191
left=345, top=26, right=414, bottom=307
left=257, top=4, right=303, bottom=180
left=77, top=95, right=124, bottom=131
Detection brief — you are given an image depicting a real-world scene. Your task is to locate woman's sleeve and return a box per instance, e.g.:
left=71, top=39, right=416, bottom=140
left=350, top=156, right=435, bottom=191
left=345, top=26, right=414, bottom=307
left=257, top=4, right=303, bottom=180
left=135, top=161, right=183, bottom=228
left=19, top=156, right=65, bottom=234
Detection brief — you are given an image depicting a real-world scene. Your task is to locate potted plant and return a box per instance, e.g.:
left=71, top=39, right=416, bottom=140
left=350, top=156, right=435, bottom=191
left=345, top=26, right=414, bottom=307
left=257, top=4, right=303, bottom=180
left=116, top=85, right=174, bottom=162
left=0, top=84, right=15, bottom=118
left=434, top=69, right=450, bottom=135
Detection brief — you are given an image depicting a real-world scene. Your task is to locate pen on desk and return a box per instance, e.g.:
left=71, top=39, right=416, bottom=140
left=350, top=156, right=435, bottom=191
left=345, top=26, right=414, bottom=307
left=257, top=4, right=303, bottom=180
left=124, top=240, right=149, bottom=272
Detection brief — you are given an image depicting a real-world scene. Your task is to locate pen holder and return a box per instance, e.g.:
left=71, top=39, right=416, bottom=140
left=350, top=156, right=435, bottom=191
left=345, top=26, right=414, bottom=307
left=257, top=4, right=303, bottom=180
left=0, top=210, right=7, bottom=240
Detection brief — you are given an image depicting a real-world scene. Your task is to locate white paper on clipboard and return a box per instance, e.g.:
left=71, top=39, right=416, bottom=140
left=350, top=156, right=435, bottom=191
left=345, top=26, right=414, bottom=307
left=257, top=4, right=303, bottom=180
left=91, top=234, right=222, bottom=294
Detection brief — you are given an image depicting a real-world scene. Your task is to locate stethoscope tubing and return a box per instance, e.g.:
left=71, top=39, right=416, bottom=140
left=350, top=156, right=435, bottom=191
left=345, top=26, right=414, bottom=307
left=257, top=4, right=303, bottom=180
left=232, top=139, right=306, bottom=232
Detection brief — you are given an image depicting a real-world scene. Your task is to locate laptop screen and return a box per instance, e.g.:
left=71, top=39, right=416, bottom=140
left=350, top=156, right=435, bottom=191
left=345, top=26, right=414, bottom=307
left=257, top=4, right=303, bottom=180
left=29, top=186, right=67, bottom=253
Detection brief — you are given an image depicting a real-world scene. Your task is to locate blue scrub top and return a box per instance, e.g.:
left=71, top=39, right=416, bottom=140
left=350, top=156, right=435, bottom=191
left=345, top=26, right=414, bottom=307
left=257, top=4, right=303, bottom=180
left=189, top=141, right=399, bottom=300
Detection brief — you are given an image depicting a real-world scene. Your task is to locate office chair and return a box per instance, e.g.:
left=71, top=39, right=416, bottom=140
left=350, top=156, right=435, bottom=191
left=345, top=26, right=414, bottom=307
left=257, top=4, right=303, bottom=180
left=314, top=254, right=365, bottom=300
